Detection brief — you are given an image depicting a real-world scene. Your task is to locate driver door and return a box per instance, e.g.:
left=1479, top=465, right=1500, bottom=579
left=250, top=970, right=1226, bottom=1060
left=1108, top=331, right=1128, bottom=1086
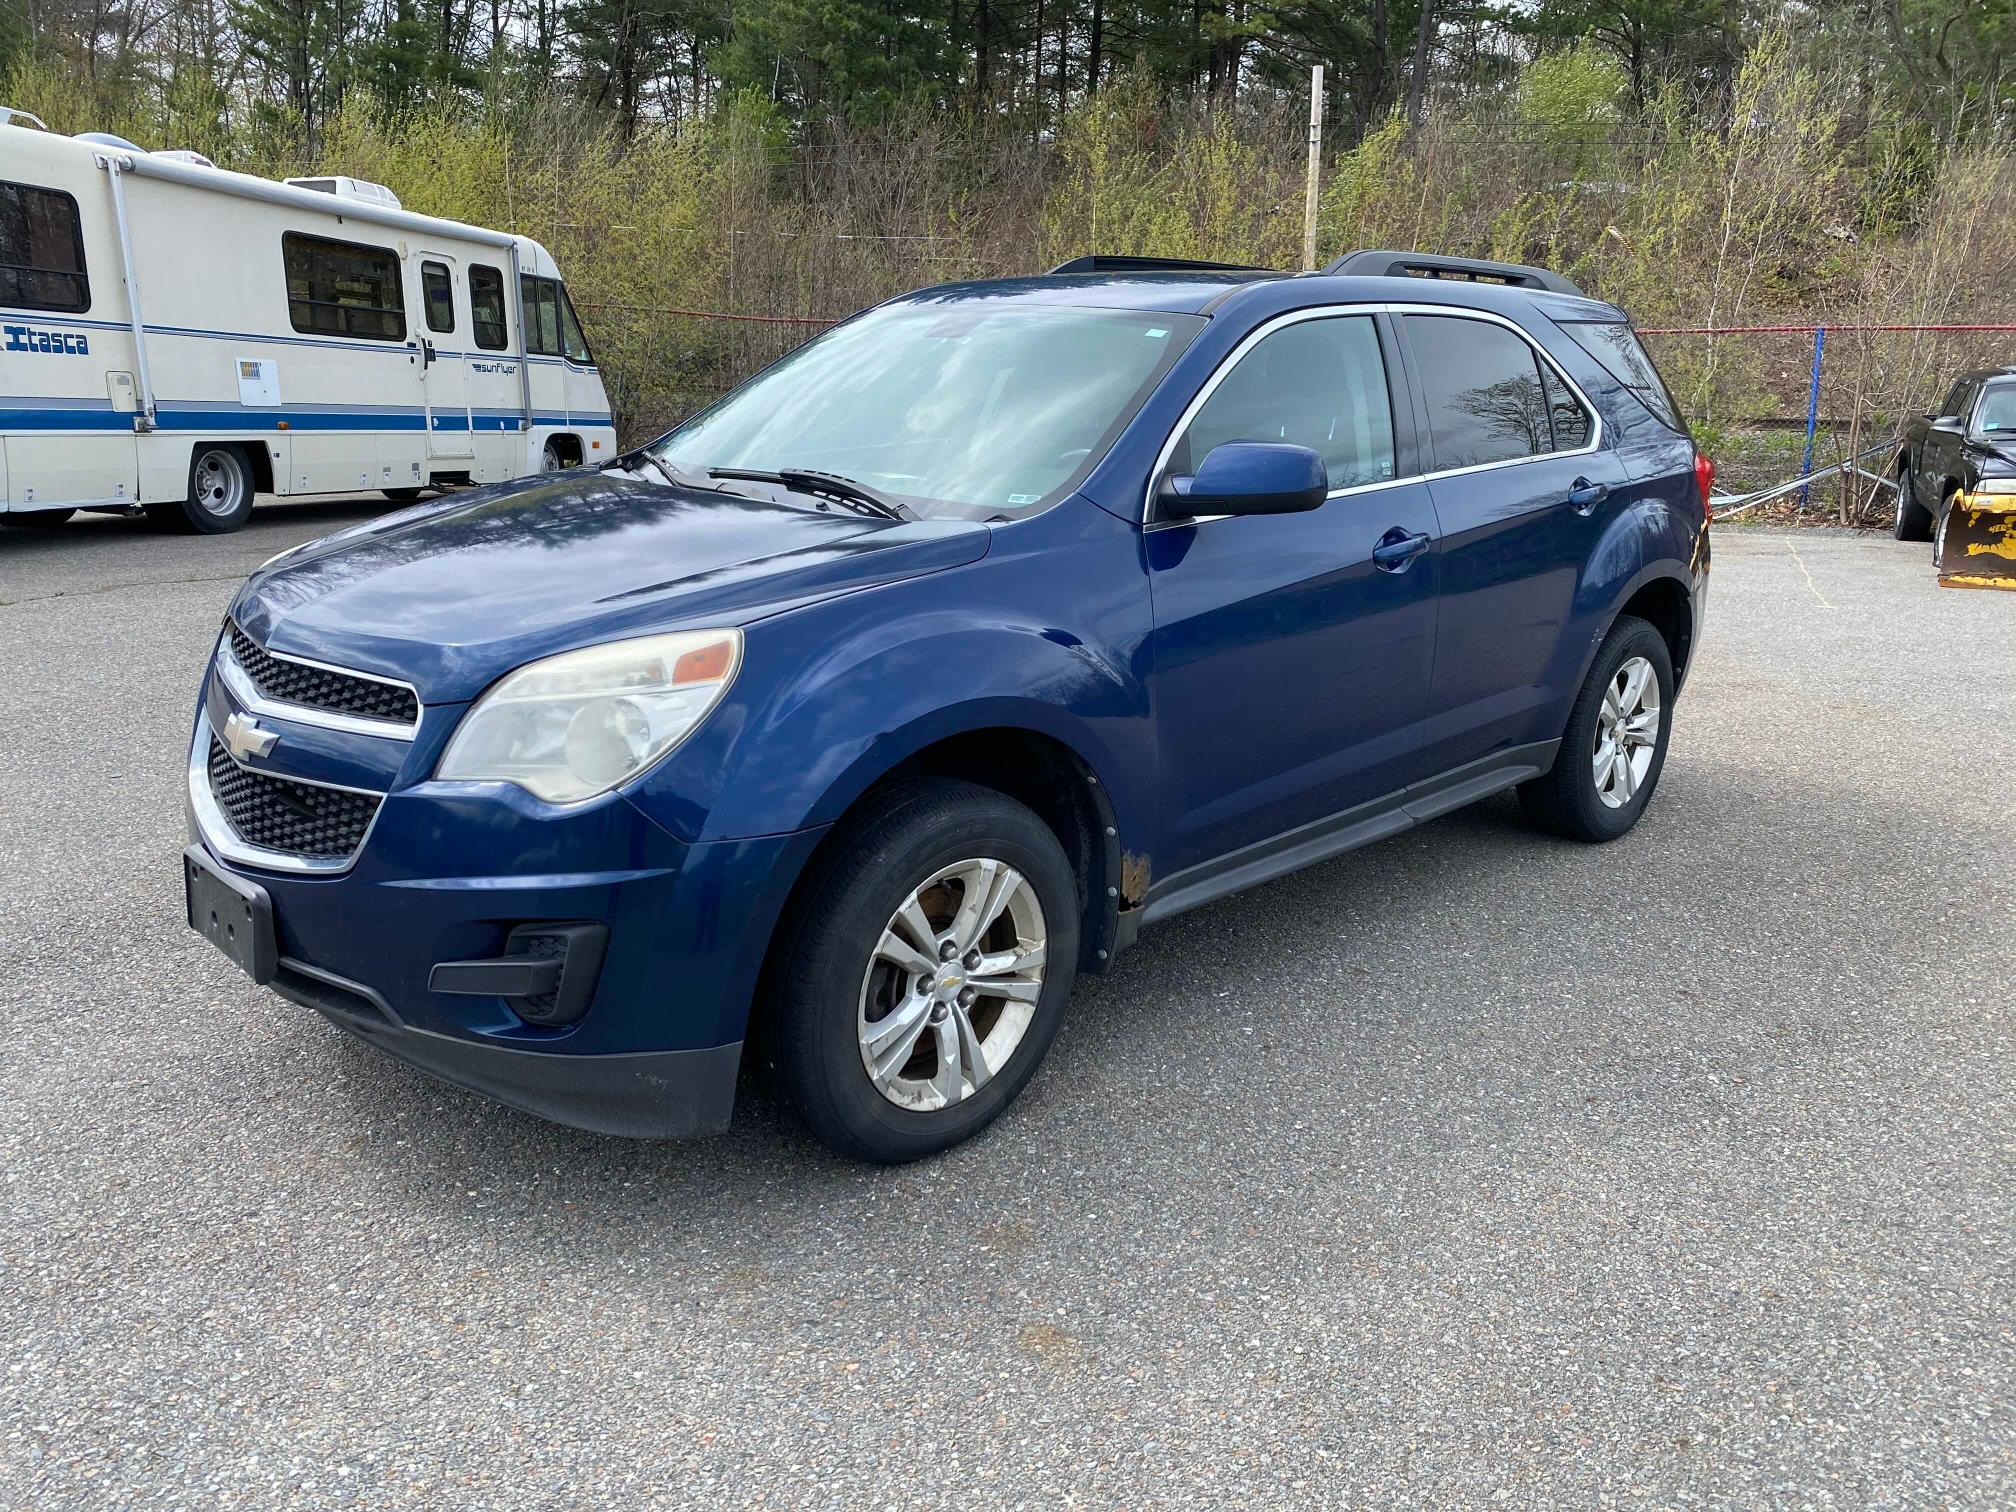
left=1145, top=311, right=1441, bottom=876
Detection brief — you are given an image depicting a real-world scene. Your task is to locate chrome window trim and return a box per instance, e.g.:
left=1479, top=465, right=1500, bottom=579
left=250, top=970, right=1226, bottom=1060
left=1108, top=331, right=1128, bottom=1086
left=220, top=624, right=422, bottom=739
left=1142, top=301, right=1604, bottom=525
left=186, top=708, right=389, bottom=876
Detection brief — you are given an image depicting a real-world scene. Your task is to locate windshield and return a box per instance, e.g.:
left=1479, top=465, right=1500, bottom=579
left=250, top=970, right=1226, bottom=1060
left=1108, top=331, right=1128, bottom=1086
left=651, top=302, right=1205, bottom=520
left=1974, top=382, right=2016, bottom=437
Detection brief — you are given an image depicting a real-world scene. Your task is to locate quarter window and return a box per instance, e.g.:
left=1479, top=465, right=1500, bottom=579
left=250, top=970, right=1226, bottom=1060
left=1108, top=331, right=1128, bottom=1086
left=469, top=264, right=508, bottom=350
left=1176, top=315, right=1396, bottom=491
left=283, top=233, right=405, bottom=341
left=1406, top=315, right=1558, bottom=469
left=0, top=181, right=89, bottom=314
left=421, top=261, right=454, bottom=334
left=1540, top=363, right=1592, bottom=450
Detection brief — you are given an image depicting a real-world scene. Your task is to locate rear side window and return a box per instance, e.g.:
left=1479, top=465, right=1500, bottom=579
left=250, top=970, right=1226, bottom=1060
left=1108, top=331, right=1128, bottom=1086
left=1560, top=320, right=1686, bottom=433
left=0, top=181, right=89, bottom=313
left=1541, top=364, right=1592, bottom=449
left=1178, top=315, right=1396, bottom=490
left=1406, top=315, right=1555, bottom=469
left=469, top=264, right=508, bottom=350
left=283, top=233, right=405, bottom=341
left=421, top=261, right=454, bottom=334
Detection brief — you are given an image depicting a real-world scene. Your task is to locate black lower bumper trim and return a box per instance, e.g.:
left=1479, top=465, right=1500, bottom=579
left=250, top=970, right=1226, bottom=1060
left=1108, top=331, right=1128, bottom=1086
left=271, top=966, right=741, bottom=1138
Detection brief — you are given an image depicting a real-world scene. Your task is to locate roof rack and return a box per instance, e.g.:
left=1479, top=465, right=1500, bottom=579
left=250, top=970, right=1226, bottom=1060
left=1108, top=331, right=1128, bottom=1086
left=1046, top=254, right=1274, bottom=276
left=1322, top=249, right=1584, bottom=297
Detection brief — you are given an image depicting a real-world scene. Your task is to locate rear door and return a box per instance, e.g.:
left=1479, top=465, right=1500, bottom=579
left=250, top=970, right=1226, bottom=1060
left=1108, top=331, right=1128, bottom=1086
left=1397, top=309, right=1626, bottom=776
left=412, top=252, right=472, bottom=460
left=1146, top=310, right=1441, bottom=873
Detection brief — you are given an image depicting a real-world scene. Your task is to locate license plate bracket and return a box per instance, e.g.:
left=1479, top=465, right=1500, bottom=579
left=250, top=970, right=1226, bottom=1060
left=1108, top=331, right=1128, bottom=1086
left=183, top=844, right=277, bottom=985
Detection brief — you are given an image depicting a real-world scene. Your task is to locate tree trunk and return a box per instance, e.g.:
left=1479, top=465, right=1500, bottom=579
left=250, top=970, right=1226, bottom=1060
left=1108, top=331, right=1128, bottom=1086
left=1405, top=0, right=1432, bottom=126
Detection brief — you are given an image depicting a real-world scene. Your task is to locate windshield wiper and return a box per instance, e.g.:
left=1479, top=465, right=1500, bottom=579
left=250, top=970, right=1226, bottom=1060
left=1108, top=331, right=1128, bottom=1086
left=709, top=466, right=916, bottom=522
left=612, top=449, right=703, bottom=491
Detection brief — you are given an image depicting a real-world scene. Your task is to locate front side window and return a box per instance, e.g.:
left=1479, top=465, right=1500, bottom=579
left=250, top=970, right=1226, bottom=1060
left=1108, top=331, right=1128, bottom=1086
left=421, top=261, right=454, bottom=334
left=1407, top=315, right=1557, bottom=470
left=469, top=264, right=507, bottom=350
left=521, top=275, right=560, bottom=355
left=652, top=302, right=1204, bottom=520
left=1175, top=315, right=1397, bottom=491
left=283, top=233, right=405, bottom=341
left=1973, top=382, right=2015, bottom=435
left=0, top=181, right=89, bottom=313
left=557, top=284, right=593, bottom=364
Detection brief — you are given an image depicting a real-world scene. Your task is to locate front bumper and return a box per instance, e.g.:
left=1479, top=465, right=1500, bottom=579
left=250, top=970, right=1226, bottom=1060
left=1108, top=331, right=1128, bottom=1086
left=188, top=680, right=825, bottom=1138
left=272, top=959, right=746, bottom=1137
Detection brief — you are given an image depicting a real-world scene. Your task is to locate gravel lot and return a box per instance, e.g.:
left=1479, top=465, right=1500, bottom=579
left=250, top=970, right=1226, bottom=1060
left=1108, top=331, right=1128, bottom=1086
left=3, top=504, right=2013, bottom=1509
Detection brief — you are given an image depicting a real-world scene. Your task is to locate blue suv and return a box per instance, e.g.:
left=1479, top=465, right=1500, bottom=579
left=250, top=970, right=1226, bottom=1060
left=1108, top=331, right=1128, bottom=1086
left=182, top=250, right=1712, bottom=1163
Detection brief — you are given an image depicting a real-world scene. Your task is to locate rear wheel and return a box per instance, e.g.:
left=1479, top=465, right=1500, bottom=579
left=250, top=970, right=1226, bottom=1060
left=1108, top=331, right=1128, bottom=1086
left=541, top=440, right=565, bottom=472
left=760, top=779, right=1079, bottom=1163
left=1519, top=614, right=1675, bottom=843
left=147, top=445, right=253, bottom=533
left=0, top=509, right=76, bottom=528
left=382, top=487, right=426, bottom=503
left=1893, top=465, right=1932, bottom=541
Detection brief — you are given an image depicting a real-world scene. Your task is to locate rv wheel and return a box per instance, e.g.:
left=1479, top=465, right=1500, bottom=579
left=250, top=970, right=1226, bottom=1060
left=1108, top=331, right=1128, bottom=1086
left=149, top=446, right=254, bottom=534
left=382, top=488, right=426, bottom=502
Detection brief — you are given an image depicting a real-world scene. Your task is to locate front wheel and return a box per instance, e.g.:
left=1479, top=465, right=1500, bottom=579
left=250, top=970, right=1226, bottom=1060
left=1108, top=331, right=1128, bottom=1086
left=1519, top=614, right=1675, bottom=843
left=147, top=445, right=253, bottom=533
left=1893, top=467, right=1933, bottom=541
left=760, top=780, right=1080, bottom=1163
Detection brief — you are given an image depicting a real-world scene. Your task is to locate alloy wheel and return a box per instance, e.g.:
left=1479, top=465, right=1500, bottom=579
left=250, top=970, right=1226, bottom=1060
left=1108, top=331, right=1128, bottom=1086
left=1592, top=654, right=1660, bottom=809
left=857, top=858, right=1048, bottom=1113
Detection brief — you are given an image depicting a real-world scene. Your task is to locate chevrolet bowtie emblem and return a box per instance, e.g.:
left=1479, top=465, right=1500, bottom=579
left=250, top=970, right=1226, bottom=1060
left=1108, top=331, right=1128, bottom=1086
left=222, top=710, right=279, bottom=761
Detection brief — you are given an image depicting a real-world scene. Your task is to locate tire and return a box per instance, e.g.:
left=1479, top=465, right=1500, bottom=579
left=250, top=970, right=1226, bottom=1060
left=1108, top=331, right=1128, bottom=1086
left=1518, top=614, right=1676, bottom=843
left=382, top=487, right=426, bottom=503
left=759, top=779, right=1080, bottom=1164
left=1893, top=466, right=1932, bottom=541
left=0, top=509, right=76, bottom=527
left=1933, top=488, right=1959, bottom=566
left=147, top=445, right=253, bottom=534
left=541, top=441, right=565, bottom=472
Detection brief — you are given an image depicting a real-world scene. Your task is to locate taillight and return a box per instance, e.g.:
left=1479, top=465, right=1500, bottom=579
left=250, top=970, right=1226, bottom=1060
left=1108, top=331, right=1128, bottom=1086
left=1694, top=450, right=1716, bottom=517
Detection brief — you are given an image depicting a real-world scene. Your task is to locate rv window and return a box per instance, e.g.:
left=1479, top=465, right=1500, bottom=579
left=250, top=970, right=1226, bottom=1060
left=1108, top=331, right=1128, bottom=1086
left=0, top=181, right=90, bottom=314
left=520, top=275, right=561, bottom=356
left=283, top=232, right=406, bottom=342
left=421, top=261, right=454, bottom=334
left=470, top=264, right=508, bottom=350
left=557, top=284, right=593, bottom=365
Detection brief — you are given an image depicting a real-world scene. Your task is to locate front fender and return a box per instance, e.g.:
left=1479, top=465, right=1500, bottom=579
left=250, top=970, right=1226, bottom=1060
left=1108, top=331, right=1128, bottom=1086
left=625, top=503, right=1158, bottom=854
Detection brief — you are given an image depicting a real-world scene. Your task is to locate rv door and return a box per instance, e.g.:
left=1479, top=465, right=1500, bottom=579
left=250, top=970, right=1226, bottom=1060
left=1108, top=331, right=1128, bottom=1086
left=412, top=253, right=473, bottom=460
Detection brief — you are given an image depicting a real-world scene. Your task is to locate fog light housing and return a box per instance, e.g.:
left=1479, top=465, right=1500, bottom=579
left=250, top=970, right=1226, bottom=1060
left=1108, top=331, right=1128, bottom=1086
left=429, top=921, right=609, bottom=1026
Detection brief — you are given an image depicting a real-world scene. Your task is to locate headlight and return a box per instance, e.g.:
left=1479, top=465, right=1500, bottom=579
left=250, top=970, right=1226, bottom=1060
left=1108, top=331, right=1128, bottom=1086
left=1977, top=477, right=2016, bottom=495
left=437, top=629, right=742, bottom=803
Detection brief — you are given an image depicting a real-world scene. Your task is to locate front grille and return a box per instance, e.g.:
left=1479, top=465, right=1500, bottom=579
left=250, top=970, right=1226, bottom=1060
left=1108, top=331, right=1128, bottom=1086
left=206, top=737, right=381, bottom=860
left=227, top=622, right=419, bottom=726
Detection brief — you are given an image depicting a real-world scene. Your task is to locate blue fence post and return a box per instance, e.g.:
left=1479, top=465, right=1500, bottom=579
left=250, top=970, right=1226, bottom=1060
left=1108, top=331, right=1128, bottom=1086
left=1799, top=325, right=1825, bottom=510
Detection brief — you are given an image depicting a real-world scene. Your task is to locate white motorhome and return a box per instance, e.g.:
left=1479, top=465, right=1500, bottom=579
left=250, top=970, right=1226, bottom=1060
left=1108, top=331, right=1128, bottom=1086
left=1, top=111, right=617, bottom=532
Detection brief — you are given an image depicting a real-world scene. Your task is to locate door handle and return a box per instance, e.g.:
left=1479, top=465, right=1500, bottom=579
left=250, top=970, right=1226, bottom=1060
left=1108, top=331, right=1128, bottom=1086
left=1373, top=527, right=1432, bottom=572
left=1567, top=477, right=1609, bottom=514
left=421, top=339, right=438, bottom=368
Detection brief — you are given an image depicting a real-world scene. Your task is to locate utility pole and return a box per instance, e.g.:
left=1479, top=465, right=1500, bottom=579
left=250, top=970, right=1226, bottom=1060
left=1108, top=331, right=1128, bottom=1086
left=1302, top=64, right=1324, bottom=272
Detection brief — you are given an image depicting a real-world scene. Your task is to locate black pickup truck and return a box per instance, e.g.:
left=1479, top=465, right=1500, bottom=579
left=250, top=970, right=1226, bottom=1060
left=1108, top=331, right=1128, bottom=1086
left=1895, top=368, right=2016, bottom=587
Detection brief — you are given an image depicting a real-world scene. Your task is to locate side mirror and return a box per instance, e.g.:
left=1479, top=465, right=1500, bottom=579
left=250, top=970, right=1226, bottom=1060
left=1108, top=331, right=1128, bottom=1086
left=1159, top=442, right=1328, bottom=519
left=1930, top=415, right=1964, bottom=433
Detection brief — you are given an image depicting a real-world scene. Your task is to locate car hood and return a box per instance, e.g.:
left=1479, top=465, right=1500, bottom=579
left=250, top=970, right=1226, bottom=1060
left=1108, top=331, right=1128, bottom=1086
left=230, top=471, right=991, bottom=703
